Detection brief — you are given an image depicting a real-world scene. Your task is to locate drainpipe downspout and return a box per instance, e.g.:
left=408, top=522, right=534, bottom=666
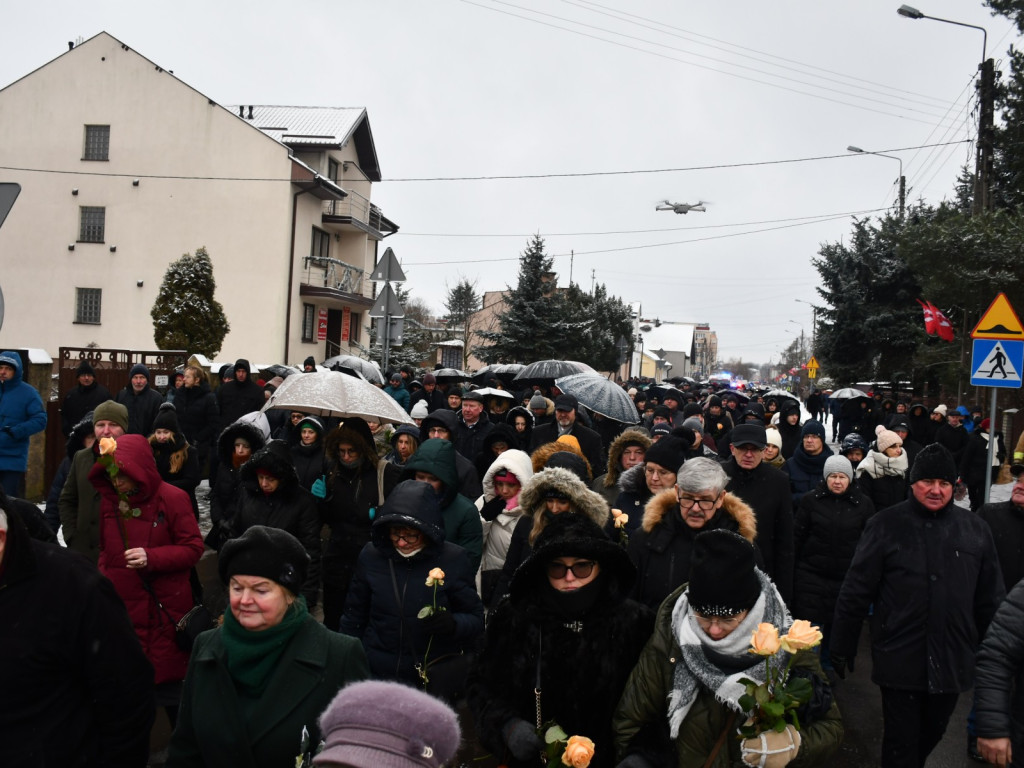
left=286, top=186, right=313, bottom=362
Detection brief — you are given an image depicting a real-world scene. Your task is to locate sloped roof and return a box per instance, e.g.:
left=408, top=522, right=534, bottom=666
left=640, top=322, right=696, bottom=357
left=232, top=106, right=381, bottom=181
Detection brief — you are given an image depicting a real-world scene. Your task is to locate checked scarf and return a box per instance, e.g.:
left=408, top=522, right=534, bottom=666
left=667, top=570, right=791, bottom=738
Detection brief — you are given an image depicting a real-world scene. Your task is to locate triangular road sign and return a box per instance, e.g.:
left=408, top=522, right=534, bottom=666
left=0, top=183, right=20, bottom=230
left=807, top=356, right=820, bottom=370
left=367, top=283, right=405, bottom=319
left=972, top=293, right=1024, bottom=340
left=370, top=247, right=406, bottom=283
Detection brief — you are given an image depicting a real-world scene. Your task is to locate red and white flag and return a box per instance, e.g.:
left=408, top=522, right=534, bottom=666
left=930, top=302, right=955, bottom=343
left=916, top=299, right=937, bottom=335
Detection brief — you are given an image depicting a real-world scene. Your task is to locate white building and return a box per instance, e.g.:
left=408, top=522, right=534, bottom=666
left=0, top=33, right=396, bottom=364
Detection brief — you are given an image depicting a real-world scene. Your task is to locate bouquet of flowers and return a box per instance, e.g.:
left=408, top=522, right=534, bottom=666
left=737, top=620, right=823, bottom=767
left=537, top=722, right=595, bottom=768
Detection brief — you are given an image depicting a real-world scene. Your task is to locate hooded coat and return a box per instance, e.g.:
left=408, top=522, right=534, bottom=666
left=339, top=481, right=484, bottom=684
left=230, top=440, right=323, bottom=606
left=288, top=416, right=328, bottom=492
left=505, top=406, right=535, bottom=448
left=975, top=578, right=1024, bottom=759
left=628, top=488, right=757, bottom=610
left=722, top=457, right=795, bottom=604
left=419, top=408, right=483, bottom=499
left=494, top=467, right=611, bottom=606
left=88, top=434, right=203, bottom=685
left=0, top=351, right=47, bottom=473
left=468, top=515, right=654, bottom=768
left=793, top=480, right=876, bottom=625
left=173, top=376, right=219, bottom=461
left=831, top=493, right=1005, bottom=692
left=401, top=438, right=483, bottom=572
left=593, top=428, right=652, bottom=507
left=907, top=403, right=935, bottom=445
left=476, top=449, right=534, bottom=604
left=0, top=501, right=155, bottom=767
left=614, top=463, right=653, bottom=532
left=209, top=420, right=267, bottom=535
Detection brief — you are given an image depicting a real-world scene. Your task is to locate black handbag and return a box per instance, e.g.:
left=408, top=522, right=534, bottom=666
left=139, top=573, right=214, bottom=653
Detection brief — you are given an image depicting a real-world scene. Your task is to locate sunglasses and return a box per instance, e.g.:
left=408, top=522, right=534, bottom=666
left=546, top=560, right=596, bottom=579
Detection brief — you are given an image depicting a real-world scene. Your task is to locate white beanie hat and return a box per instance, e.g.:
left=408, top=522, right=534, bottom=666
left=765, top=427, right=783, bottom=450
left=933, top=403, right=948, bottom=416
left=410, top=400, right=429, bottom=419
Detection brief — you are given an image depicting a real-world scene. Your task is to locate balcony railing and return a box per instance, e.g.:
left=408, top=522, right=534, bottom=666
left=323, top=190, right=387, bottom=233
left=303, top=256, right=365, bottom=296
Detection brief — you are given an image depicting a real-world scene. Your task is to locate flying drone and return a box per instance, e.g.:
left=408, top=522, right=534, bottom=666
left=655, top=200, right=707, bottom=214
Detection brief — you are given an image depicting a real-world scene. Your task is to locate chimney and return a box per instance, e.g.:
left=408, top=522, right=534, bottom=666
left=238, top=105, right=244, bottom=118
left=248, top=105, right=254, bottom=120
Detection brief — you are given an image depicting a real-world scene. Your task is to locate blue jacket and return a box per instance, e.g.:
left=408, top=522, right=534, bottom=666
left=383, top=382, right=411, bottom=412
left=0, top=351, right=47, bottom=472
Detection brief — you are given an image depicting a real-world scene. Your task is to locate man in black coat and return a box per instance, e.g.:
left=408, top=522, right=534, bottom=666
left=215, top=359, right=265, bottom=434
left=979, top=462, right=1024, bottom=597
left=454, top=390, right=494, bottom=462
left=114, top=363, right=164, bottom=436
left=831, top=444, right=1005, bottom=768
left=409, top=372, right=447, bottom=414
left=529, top=394, right=604, bottom=475
left=0, top=490, right=155, bottom=766
left=721, top=423, right=794, bottom=604
left=934, top=407, right=970, bottom=465
left=60, top=360, right=111, bottom=436
left=975, top=577, right=1024, bottom=766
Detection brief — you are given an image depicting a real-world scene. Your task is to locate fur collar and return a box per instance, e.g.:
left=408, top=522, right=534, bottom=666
left=641, top=487, right=757, bottom=542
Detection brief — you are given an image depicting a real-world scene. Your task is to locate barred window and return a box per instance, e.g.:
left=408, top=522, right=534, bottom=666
left=302, top=303, right=315, bottom=342
left=79, top=207, right=105, bottom=242
left=311, top=227, right=330, bottom=260
left=83, top=125, right=110, bottom=161
left=75, top=288, right=102, bottom=324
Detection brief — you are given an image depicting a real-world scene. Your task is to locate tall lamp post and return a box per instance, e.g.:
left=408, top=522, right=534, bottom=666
left=794, top=298, right=817, bottom=354
left=897, top=5, right=992, bottom=214
left=847, top=145, right=905, bottom=219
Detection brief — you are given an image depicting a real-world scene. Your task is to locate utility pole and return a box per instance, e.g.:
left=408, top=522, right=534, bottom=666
left=974, top=57, right=996, bottom=215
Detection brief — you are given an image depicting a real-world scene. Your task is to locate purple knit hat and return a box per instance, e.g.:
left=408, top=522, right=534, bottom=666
left=313, top=681, right=461, bottom=768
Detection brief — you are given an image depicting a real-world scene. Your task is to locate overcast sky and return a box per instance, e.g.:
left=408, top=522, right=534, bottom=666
left=1, top=1, right=1018, bottom=365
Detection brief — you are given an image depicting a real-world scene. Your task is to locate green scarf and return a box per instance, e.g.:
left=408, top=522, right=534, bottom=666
left=222, top=597, right=309, bottom=697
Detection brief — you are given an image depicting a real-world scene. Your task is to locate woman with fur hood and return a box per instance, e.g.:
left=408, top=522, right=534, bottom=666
left=493, top=466, right=610, bottom=607
left=593, top=428, right=651, bottom=507
left=468, top=513, right=654, bottom=768
left=854, top=425, right=909, bottom=512
left=476, top=449, right=534, bottom=606
left=628, top=458, right=758, bottom=611
left=229, top=439, right=322, bottom=607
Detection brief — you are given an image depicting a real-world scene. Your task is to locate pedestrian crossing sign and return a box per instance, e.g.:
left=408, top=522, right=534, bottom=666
left=971, top=338, right=1024, bottom=388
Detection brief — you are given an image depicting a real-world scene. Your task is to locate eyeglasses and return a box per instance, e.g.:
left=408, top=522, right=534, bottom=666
left=677, top=493, right=720, bottom=511
left=546, top=560, right=596, bottom=579
left=693, top=611, right=745, bottom=630
left=428, top=426, right=449, bottom=437
left=389, top=529, right=422, bottom=545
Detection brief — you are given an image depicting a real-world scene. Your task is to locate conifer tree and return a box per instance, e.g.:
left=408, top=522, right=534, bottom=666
left=150, top=246, right=229, bottom=357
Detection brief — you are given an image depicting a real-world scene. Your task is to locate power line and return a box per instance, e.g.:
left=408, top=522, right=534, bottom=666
left=459, top=0, right=964, bottom=128
left=398, top=207, right=886, bottom=237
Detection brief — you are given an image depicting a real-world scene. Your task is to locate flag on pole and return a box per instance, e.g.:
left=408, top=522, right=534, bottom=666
left=916, top=299, right=937, bottom=335
left=930, top=302, right=955, bottom=342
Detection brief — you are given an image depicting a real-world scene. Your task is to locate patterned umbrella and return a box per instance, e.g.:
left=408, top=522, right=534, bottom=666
left=513, top=359, right=593, bottom=386
left=554, top=373, right=640, bottom=424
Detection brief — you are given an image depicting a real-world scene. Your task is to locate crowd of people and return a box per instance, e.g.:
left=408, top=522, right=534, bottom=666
left=3, top=353, right=1024, bottom=768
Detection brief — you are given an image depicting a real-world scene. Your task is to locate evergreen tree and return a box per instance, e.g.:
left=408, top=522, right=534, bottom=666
left=473, top=235, right=576, bottom=363
left=562, top=282, right=635, bottom=371
left=150, top=246, right=229, bottom=357
left=365, top=285, right=435, bottom=371
left=442, top=278, right=481, bottom=369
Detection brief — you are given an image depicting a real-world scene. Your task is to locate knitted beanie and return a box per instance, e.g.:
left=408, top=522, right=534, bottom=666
left=823, top=455, right=854, bottom=482
left=909, top=443, right=958, bottom=485
left=687, top=530, right=761, bottom=617
left=801, top=419, right=826, bottom=440
left=765, top=428, right=783, bottom=450
left=93, top=400, right=129, bottom=431
left=874, top=424, right=903, bottom=453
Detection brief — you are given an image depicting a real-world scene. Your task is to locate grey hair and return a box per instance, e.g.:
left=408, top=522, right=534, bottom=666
left=0, top=509, right=7, bottom=531
left=676, top=457, right=728, bottom=494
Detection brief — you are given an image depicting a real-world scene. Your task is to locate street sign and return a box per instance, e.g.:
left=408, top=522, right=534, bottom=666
left=808, top=368, right=817, bottom=379
left=806, top=356, right=820, bottom=371
left=367, top=283, right=405, bottom=319
left=972, top=292, right=1024, bottom=340
left=971, top=338, right=1024, bottom=388
left=369, top=247, right=407, bottom=283
left=0, top=183, right=20, bottom=229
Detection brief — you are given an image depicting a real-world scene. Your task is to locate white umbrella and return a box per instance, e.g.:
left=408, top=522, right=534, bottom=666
left=263, top=370, right=414, bottom=425
left=830, top=387, right=870, bottom=400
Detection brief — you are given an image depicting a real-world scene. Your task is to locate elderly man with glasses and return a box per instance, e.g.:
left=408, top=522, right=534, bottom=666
left=627, top=457, right=758, bottom=610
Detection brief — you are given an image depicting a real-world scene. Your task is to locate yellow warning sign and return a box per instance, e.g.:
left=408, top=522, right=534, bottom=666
left=972, top=293, right=1024, bottom=340
left=807, top=356, right=820, bottom=371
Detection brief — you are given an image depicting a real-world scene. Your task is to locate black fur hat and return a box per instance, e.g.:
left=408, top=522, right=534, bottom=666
left=219, top=525, right=309, bottom=594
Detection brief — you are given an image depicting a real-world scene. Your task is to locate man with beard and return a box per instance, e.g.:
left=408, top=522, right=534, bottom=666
left=721, top=422, right=794, bottom=604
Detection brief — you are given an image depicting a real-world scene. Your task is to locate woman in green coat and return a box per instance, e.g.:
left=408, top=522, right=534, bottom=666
left=166, top=526, right=368, bottom=768
left=613, top=530, right=842, bottom=768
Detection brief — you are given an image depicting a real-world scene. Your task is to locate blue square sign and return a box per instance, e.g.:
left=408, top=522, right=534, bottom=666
left=971, top=338, right=1024, bottom=388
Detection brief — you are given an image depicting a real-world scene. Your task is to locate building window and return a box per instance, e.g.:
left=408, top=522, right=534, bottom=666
left=311, top=227, right=330, bottom=261
left=328, top=157, right=339, bottom=182
left=349, top=312, right=361, bottom=344
left=79, top=206, right=105, bottom=243
left=83, top=125, right=110, bottom=161
left=302, top=303, right=315, bottom=342
left=75, top=288, right=102, bottom=324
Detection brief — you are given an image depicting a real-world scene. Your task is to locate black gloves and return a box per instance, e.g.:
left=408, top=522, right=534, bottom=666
left=420, top=609, right=457, bottom=636
left=831, top=654, right=855, bottom=679
left=502, top=718, right=542, bottom=761
left=480, top=495, right=507, bottom=522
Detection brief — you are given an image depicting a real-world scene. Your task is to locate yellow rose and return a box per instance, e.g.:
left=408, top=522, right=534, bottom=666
left=98, top=436, right=117, bottom=455
left=425, top=567, right=446, bottom=587
left=780, top=619, right=823, bottom=653
left=561, top=735, right=595, bottom=768
left=613, top=511, right=629, bottom=529
left=749, top=623, right=781, bottom=656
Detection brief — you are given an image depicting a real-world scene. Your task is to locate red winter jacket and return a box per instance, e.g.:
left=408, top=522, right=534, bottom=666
left=89, top=433, right=203, bottom=684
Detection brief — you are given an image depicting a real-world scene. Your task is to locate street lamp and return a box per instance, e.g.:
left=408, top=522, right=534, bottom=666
left=794, top=298, right=817, bottom=353
left=897, top=5, right=992, bottom=213
left=848, top=145, right=905, bottom=219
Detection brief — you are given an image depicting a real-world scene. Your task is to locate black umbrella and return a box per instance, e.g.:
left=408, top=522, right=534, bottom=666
left=555, top=373, right=640, bottom=424
left=473, top=363, right=526, bottom=384
left=513, top=360, right=593, bottom=386
left=433, top=368, right=470, bottom=384
left=321, top=354, right=383, bottom=385
left=259, top=364, right=300, bottom=379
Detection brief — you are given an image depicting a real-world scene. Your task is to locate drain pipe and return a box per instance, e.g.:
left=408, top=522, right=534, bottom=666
left=285, top=186, right=313, bottom=362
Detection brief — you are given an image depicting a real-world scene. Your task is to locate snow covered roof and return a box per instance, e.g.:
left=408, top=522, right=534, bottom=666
left=640, top=323, right=695, bottom=358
